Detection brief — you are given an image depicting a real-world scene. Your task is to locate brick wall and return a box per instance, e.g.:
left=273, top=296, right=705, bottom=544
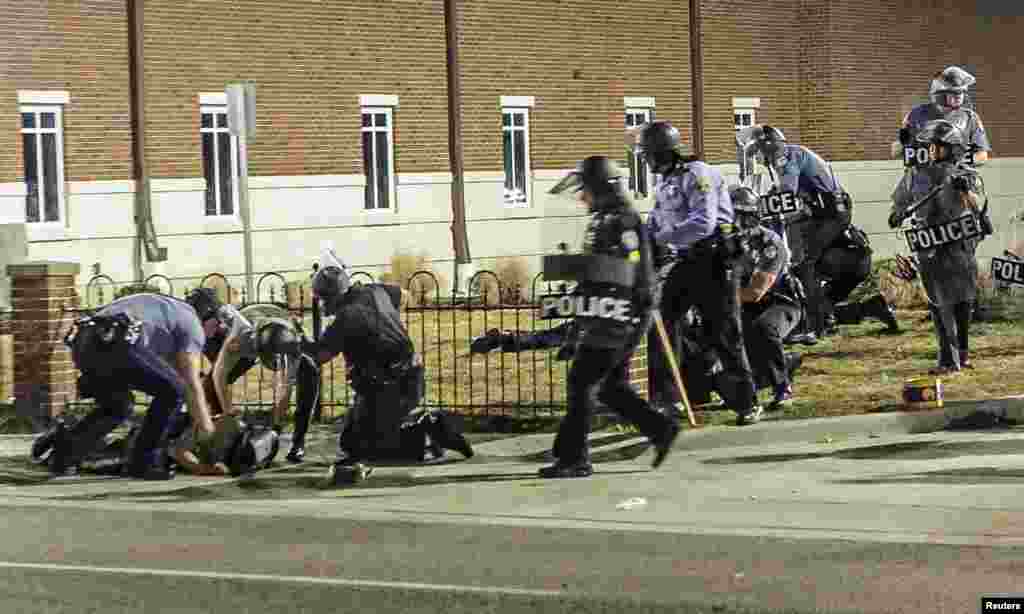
left=456, top=0, right=692, bottom=171
left=700, top=0, right=803, bottom=164
left=0, top=0, right=132, bottom=183
left=142, top=0, right=449, bottom=179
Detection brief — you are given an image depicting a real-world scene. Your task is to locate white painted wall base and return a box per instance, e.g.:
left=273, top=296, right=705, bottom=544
left=6, top=159, right=1023, bottom=294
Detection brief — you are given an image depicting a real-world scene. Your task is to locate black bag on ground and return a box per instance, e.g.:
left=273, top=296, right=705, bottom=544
left=227, top=425, right=280, bottom=476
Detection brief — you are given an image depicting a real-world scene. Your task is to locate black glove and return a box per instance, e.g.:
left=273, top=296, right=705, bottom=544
left=899, top=127, right=912, bottom=146
left=888, top=210, right=904, bottom=230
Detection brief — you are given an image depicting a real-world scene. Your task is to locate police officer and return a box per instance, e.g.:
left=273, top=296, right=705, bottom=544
left=730, top=186, right=803, bottom=408
left=43, top=292, right=216, bottom=479
left=891, top=66, right=992, bottom=198
left=890, top=119, right=991, bottom=374
left=817, top=226, right=901, bottom=334
left=640, top=121, right=762, bottom=425
left=749, top=125, right=853, bottom=340
left=184, top=289, right=320, bottom=463
left=302, top=250, right=473, bottom=484
left=541, top=155, right=679, bottom=478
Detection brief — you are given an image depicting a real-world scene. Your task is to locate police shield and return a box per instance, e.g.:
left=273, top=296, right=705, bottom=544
left=735, top=126, right=773, bottom=194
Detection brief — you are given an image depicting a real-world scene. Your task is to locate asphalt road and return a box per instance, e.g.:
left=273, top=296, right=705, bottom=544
left=2, top=422, right=1024, bottom=613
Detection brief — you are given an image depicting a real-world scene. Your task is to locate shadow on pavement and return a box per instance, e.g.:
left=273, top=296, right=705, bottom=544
left=832, top=466, right=1024, bottom=485
left=51, top=465, right=650, bottom=504
left=702, top=436, right=1024, bottom=465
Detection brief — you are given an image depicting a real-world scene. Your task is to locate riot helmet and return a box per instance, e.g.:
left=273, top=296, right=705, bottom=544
left=636, top=121, right=691, bottom=175
left=729, top=185, right=762, bottom=230
left=185, top=287, right=224, bottom=323
left=915, top=119, right=967, bottom=163
left=311, top=248, right=351, bottom=316
left=548, top=155, right=626, bottom=211
left=751, top=125, right=788, bottom=168
left=929, top=66, right=974, bottom=114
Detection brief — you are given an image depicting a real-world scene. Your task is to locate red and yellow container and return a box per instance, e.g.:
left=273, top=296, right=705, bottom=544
left=903, top=377, right=944, bottom=409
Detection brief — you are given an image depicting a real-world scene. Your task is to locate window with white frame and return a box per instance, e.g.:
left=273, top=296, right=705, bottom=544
left=625, top=108, right=653, bottom=197
left=361, top=107, right=395, bottom=210
left=20, top=105, right=66, bottom=224
left=734, top=109, right=755, bottom=132
left=200, top=105, right=239, bottom=216
left=502, top=108, right=530, bottom=207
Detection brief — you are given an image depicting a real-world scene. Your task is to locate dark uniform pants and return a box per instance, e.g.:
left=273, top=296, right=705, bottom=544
left=340, top=357, right=425, bottom=461
left=554, top=325, right=675, bottom=465
left=792, top=208, right=853, bottom=335
left=69, top=342, right=186, bottom=471
left=743, top=301, right=802, bottom=390
left=650, top=248, right=757, bottom=413
left=930, top=302, right=973, bottom=369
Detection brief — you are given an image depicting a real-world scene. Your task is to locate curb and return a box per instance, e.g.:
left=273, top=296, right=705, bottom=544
left=473, top=396, right=1024, bottom=457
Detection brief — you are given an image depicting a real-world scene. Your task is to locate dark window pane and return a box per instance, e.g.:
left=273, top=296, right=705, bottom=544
left=374, top=113, right=386, bottom=127
left=216, top=113, right=227, bottom=129
left=513, top=130, right=526, bottom=196
left=637, top=156, right=648, bottom=196
left=362, top=132, right=375, bottom=209
left=41, top=113, right=55, bottom=129
left=23, top=134, right=39, bottom=223
left=743, top=114, right=752, bottom=126
left=734, top=114, right=741, bottom=127
left=22, top=113, right=35, bottom=129
left=375, top=131, right=389, bottom=209
left=502, top=113, right=510, bottom=127
left=202, top=133, right=217, bottom=215
left=513, top=113, right=524, bottom=127
left=362, top=113, right=371, bottom=128
left=502, top=131, right=513, bottom=191
left=628, top=153, right=638, bottom=192
left=41, top=134, right=60, bottom=222
left=201, top=113, right=213, bottom=129
left=217, top=133, right=233, bottom=215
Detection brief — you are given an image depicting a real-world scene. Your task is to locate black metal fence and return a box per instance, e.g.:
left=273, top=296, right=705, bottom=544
left=42, top=266, right=647, bottom=422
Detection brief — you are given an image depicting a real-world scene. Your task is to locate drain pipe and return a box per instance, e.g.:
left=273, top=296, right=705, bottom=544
left=445, top=0, right=472, bottom=293
left=127, top=0, right=166, bottom=283
left=689, top=0, right=705, bottom=159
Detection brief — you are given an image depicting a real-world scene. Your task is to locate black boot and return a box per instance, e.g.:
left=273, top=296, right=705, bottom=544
left=865, top=294, right=900, bottom=333
left=285, top=446, right=305, bottom=463
left=31, top=419, right=67, bottom=465
left=539, top=458, right=593, bottom=478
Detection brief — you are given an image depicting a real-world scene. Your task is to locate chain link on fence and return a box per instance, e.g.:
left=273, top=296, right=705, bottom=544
left=29, top=265, right=648, bottom=422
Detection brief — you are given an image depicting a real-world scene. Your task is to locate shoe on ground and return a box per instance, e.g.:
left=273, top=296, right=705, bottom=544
left=651, top=421, right=680, bottom=469
left=735, top=405, right=764, bottom=426
left=124, top=463, right=176, bottom=481
left=866, top=294, right=900, bottom=333
left=285, top=446, right=305, bottom=463
left=31, top=421, right=65, bottom=465
left=329, top=461, right=373, bottom=486
left=928, top=365, right=961, bottom=376
left=538, top=460, right=593, bottom=479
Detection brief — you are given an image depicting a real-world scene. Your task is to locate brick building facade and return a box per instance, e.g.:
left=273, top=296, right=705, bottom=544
left=0, top=0, right=1022, bottom=289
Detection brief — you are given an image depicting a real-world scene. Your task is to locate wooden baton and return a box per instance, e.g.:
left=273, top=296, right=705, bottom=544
left=651, top=309, right=697, bottom=427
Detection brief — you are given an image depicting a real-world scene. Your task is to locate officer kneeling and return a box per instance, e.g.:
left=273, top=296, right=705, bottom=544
left=45, top=292, right=217, bottom=479
left=185, top=289, right=320, bottom=464
left=302, top=250, right=473, bottom=485
left=541, top=156, right=680, bottom=478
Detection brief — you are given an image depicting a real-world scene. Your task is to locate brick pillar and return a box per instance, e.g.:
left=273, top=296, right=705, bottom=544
left=6, top=261, right=81, bottom=420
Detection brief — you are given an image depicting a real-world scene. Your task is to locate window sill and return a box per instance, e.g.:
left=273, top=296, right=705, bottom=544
left=25, top=223, right=72, bottom=242
left=201, top=216, right=243, bottom=234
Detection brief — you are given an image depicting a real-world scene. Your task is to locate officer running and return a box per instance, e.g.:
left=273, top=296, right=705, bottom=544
left=541, top=155, right=679, bottom=478
left=639, top=120, right=762, bottom=425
